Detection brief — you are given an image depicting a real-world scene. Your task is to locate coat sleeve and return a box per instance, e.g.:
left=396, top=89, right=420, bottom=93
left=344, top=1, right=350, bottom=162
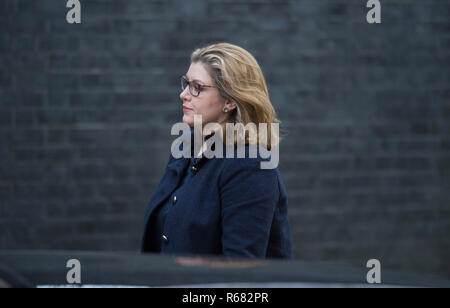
left=219, top=158, right=279, bottom=258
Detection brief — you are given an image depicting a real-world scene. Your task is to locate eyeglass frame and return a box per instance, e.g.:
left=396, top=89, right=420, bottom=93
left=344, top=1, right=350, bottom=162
left=180, top=75, right=217, bottom=97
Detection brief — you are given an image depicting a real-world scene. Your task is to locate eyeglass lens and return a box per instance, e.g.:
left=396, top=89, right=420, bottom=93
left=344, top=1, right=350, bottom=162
left=181, top=76, right=200, bottom=96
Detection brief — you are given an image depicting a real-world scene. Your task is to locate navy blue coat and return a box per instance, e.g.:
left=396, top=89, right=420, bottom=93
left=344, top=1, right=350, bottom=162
left=141, top=127, right=293, bottom=259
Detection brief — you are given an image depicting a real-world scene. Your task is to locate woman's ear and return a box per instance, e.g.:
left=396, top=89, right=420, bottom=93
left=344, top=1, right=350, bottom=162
left=225, top=100, right=237, bottom=112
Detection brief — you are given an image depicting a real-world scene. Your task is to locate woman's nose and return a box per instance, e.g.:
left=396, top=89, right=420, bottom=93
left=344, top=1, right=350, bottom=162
left=180, top=86, right=190, bottom=101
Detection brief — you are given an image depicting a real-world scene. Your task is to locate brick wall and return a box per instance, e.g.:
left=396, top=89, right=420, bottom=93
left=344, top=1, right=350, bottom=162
left=0, top=0, right=449, bottom=278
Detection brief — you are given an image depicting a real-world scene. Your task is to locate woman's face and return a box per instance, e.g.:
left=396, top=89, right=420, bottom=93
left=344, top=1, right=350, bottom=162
left=180, top=62, right=229, bottom=127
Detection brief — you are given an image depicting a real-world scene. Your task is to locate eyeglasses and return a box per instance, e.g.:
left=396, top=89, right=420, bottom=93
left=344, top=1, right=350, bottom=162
left=180, top=75, right=216, bottom=97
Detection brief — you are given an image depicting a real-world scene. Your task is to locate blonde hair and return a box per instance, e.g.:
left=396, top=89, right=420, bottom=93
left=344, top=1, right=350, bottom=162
left=190, top=42, right=282, bottom=150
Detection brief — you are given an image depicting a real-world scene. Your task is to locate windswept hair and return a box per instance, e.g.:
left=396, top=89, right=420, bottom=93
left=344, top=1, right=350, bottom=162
left=190, top=42, right=283, bottom=150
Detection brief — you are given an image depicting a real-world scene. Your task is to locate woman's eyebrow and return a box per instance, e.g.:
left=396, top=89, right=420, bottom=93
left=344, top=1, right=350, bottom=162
left=186, top=74, right=205, bottom=84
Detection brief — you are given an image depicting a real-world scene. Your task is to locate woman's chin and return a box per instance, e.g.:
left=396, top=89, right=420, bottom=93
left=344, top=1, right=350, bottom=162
left=182, top=115, right=194, bottom=127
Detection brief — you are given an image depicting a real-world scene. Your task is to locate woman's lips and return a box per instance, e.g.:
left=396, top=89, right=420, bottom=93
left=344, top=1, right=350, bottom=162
left=183, top=106, right=193, bottom=112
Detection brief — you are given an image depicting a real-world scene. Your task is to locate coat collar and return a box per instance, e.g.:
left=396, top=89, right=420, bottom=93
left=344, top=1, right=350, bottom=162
left=143, top=127, right=217, bottom=224
left=167, top=126, right=217, bottom=174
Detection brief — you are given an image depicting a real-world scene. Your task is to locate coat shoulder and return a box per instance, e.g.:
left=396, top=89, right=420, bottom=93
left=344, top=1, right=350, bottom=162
left=218, top=145, right=280, bottom=189
left=220, top=144, right=279, bottom=172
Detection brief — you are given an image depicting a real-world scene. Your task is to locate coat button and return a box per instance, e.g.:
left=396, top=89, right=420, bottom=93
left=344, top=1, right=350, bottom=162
left=191, top=166, right=197, bottom=172
left=173, top=196, right=177, bottom=205
left=162, top=235, right=169, bottom=244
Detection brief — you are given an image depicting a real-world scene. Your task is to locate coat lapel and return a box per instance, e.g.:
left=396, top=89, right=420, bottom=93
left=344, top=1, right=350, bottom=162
left=143, top=127, right=196, bottom=223
left=143, top=126, right=219, bottom=224
left=144, top=157, right=189, bottom=223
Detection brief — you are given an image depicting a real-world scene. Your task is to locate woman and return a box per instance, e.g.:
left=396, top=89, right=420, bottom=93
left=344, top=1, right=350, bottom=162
left=141, top=43, right=293, bottom=259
